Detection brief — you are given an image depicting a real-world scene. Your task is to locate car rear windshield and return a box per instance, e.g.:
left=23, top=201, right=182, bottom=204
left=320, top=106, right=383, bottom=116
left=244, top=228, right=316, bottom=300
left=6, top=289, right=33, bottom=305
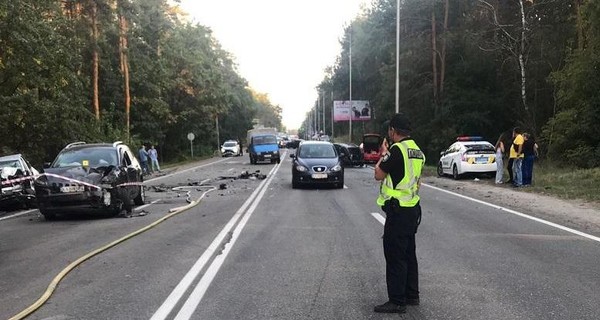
left=223, top=142, right=237, bottom=147
left=465, top=144, right=494, bottom=152
left=253, top=135, right=277, bottom=145
left=363, top=136, right=381, bottom=145
left=53, top=147, right=118, bottom=168
left=299, top=144, right=337, bottom=158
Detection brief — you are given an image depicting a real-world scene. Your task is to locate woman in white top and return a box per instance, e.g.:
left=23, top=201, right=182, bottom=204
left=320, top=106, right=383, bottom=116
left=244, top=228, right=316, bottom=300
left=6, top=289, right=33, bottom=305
left=495, top=133, right=506, bottom=184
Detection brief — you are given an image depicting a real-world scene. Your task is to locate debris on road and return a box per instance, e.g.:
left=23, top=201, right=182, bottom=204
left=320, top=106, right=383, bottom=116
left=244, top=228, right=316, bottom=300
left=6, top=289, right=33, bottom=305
left=218, top=170, right=266, bottom=181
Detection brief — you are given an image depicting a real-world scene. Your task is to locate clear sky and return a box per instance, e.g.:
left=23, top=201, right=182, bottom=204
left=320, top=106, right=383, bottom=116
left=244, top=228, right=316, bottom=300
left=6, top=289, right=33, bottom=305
left=178, top=0, right=367, bottom=130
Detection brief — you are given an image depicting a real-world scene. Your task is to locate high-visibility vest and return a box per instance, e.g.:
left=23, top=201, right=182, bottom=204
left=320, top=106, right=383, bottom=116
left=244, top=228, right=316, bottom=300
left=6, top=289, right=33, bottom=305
left=376, top=140, right=425, bottom=208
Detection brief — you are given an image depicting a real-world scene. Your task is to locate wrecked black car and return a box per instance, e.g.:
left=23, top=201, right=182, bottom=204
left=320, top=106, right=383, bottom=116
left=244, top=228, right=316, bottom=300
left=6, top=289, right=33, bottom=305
left=34, top=141, right=145, bottom=220
left=0, top=154, right=39, bottom=210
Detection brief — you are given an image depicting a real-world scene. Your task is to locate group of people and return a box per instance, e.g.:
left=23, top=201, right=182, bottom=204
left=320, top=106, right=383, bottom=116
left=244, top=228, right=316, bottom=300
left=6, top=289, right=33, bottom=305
left=494, top=127, right=539, bottom=187
left=138, top=144, right=161, bottom=175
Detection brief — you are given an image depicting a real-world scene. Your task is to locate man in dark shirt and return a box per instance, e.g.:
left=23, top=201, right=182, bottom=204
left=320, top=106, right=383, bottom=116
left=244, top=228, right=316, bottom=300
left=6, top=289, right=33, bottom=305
left=373, top=113, right=424, bottom=314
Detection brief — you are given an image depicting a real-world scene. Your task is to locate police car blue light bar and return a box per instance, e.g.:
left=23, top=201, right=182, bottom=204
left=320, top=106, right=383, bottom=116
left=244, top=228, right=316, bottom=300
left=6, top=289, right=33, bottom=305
left=456, top=136, right=484, bottom=141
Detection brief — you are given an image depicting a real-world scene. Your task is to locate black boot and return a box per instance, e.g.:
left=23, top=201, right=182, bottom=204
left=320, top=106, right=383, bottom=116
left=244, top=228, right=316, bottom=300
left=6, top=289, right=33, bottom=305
left=373, top=301, right=407, bottom=313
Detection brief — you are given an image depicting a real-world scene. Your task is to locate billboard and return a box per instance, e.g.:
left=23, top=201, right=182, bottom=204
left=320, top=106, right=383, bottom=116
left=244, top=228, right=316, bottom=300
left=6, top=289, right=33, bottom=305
left=333, top=100, right=371, bottom=122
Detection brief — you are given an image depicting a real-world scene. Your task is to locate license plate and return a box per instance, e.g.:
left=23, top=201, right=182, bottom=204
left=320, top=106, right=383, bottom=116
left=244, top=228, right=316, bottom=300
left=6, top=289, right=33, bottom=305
left=311, top=173, right=328, bottom=179
left=475, top=157, right=488, bottom=164
left=60, top=186, right=85, bottom=193
left=264, top=154, right=271, bottom=158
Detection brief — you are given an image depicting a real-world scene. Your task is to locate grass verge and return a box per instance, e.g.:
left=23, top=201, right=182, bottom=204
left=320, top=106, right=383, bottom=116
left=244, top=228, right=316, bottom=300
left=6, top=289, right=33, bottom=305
left=423, top=162, right=600, bottom=203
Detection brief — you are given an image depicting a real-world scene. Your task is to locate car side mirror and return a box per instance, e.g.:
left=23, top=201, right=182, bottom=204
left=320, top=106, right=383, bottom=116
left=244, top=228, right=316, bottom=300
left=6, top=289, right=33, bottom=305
left=43, top=162, right=52, bottom=169
left=290, top=154, right=296, bottom=159
left=339, top=153, right=346, bottom=157
left=440, top=151, right=445, bottom=156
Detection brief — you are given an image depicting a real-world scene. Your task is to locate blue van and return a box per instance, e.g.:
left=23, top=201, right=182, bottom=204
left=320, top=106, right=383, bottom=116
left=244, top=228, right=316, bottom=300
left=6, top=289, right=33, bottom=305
left=249, top=134, right=280, bottom=164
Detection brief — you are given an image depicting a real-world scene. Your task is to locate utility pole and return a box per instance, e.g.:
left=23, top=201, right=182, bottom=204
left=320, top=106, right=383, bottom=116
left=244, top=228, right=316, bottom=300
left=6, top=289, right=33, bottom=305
left=322, top=92, right=325, bottom=135
left=395, top=0, right=400, bottom=113
left=331, top=91, right=334, bottom=140
left=215, top=114, right=220, bottom=154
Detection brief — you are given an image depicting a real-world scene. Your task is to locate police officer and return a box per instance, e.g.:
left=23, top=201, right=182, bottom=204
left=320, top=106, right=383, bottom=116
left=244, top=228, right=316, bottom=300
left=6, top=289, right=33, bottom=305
left=373, top=113, right=425, bottom=314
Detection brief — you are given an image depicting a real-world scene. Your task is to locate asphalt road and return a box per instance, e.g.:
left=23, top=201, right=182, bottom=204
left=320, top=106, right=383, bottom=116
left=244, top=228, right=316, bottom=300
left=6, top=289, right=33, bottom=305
left=1, top=150, right=599, bottom=320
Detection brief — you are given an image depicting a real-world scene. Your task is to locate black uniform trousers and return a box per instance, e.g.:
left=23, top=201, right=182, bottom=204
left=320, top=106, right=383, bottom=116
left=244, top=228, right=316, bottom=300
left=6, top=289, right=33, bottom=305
left=382, top=200, right=421, bottom=305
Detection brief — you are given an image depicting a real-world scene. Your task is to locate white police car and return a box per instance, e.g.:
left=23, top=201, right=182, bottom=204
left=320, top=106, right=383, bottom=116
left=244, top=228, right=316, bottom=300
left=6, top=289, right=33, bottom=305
left=437, top=136, right=497, bottom=179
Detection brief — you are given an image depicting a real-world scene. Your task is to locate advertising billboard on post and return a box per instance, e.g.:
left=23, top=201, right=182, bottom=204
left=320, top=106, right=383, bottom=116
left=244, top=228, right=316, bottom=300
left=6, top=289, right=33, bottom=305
left=333, top=100, right=371, bottom=122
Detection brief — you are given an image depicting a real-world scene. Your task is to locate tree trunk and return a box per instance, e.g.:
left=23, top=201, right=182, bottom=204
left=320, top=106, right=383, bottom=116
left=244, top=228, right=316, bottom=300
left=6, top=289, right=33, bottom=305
left=118, top=9, right=131, bottom=143
left=91, top=0, right=100, bottom=120
left=575, top=0, right=584, bottom=50
left=518, top=0, right=528, bottom=114
left=431, top=7, right=439, bottom=107
left=439, top=0, right=449, bottom=96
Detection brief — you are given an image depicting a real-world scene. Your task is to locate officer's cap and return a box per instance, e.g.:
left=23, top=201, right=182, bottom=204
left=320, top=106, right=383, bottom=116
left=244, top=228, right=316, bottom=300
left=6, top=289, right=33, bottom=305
left=389, top=113, right=412, bottom=134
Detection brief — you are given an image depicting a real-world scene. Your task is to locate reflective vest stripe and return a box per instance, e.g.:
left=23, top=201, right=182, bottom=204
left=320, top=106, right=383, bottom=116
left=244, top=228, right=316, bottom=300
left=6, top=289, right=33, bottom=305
left=376, top=140, right=425, bottom=207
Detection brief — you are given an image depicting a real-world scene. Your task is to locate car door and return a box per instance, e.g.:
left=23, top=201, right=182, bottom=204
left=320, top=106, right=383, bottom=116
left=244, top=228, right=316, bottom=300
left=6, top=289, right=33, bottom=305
left=441, top=143, right=456, bottom=170
left=119, top=147, right=140, bottom=199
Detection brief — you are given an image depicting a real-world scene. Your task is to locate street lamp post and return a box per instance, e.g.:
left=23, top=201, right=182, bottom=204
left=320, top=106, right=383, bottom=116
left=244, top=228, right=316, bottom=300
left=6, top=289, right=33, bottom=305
left=349, top=24, right=353, bottom=143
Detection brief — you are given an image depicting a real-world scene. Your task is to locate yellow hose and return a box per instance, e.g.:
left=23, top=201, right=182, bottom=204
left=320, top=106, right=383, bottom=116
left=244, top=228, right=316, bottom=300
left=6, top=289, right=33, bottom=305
left=9, top=187, right=216, bottom=320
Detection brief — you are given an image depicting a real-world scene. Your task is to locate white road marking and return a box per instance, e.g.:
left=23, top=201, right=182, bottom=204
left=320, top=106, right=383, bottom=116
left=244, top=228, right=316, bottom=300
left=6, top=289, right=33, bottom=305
left=370, top=212, right=386, bottom=225
left=134, top=199, right=161, bottom=211
left=343, top=184, right=348, bottom=189
left=173, top=154, right=285, bottom=320
left=422, top=183, right=600, bottom=243
left=151, top=153, right=286, bottom=320
left=145, top=158, right=229, bottom=183
left=0, top=209, right=37, bottom=221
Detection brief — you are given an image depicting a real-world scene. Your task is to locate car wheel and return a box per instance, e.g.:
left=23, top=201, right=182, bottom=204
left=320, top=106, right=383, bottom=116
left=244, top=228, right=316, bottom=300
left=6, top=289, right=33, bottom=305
left=337, top=178, right=345, bottom=189
left=39, top=208, right=56, bottom=221
left=292, top=179, right=299, bottom=189
left=276, top=158, right=281, bottom=164
left=437, top=162, right=444, bottom=177
left=452, top=165, right=460, bottom=180
left=134, top=185, right=145, bottom=205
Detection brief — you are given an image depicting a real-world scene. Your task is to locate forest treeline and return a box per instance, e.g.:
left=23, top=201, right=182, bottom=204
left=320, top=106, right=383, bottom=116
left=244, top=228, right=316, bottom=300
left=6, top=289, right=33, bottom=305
left=0, top=0, right=282, bottom=165
left=306, top=0, right=599, bottom=168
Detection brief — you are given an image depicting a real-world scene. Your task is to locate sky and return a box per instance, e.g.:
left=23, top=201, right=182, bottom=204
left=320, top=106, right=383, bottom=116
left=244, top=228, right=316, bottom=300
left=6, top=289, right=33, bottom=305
left=178, top=0, right=368, bottom=130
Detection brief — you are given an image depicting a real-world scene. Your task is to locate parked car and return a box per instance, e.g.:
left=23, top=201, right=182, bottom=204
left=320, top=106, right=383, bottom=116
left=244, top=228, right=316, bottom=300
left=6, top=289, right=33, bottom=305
left=291, top=141, right=344, bottom=189
left=248, top=134, right=280, bottom=164
left=221, top=140, right=242, bottom=156
left=0, top=154, right=39, bottom=209
left=34, top=141, right=145, bottom=219
left=437, top=136, right=497, bottom=179
left=334, top=143, right=364, bottom=167
left=286, top=138, right=303, bottom=149
left=361, top=133, right=383, bottom=163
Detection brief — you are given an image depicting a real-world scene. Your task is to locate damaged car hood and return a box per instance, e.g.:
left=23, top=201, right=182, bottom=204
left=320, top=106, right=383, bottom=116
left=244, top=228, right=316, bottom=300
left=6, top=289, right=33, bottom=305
left=0, top=167, right=19, bottom=180
left=39, top=166, right=116, bottom=186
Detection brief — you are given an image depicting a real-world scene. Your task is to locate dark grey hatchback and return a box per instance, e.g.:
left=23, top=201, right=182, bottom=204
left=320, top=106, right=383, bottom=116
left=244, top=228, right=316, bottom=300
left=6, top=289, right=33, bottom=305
left=290, top=141, right=344, bottom=189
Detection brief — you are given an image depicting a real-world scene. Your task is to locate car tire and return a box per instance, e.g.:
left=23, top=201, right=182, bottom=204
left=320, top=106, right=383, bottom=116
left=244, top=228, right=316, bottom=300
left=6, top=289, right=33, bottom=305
left=134, top=185, right=145, bottom=205
left=437, top=163, right=444, bottom=177
left=337, top=178, right=344, bottom=189
left=39, top=208, right=56, bottom=221
left=276, top=158, right=280, bottom=164
left=292, top=179, right=299, bottom=189
left=452, top=165, right=460, bottom=180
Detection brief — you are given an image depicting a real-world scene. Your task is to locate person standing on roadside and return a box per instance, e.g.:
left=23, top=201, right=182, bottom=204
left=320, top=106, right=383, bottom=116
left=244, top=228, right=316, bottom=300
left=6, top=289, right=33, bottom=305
left=510, top=127, right=525, bottom=187
left=373, top=113, right=425, bottom=314
left=495, top=133, right=506, bottom=184
left=148, top=145, right=161, bottom=173
left=521, top=133, right=538, bottom=186
left=138, top=144, right=150, bottom=175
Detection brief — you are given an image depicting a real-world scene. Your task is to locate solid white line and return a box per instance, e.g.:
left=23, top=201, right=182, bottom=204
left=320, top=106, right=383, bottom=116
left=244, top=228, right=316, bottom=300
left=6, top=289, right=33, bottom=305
left=0, top=209, right=37, bottom=221
left=173, top=154, right=285, bottom=320
left=370, top=212, right=386, bottom=225
left=134, top=199, right=161, bottom=211
left=422, top=183, right=600, bottom=243
left=343, top=184, right=348, bottom=189
left=145, top=158, right=229, bottom=183
left=150, top=162, right=280, bottom=320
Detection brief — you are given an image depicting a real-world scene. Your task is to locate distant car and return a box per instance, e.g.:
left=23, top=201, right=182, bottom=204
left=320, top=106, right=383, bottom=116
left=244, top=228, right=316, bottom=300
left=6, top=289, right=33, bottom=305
left=286, top=139, right=303, bottom=149
left=248, top=134, right=280, bottom=164
left=221, top=140, right=242, bottom=157
left=291, top=141, right=344, bottom=189
left=34, top=141, right=145, bottom=220
left=437, top=136, right=497, bottom=179
left=0, top=154, right=39, bottom=209
left=334, top=143, right=364, bottom=167
left=318, top=134, right=331, bottom=142
left=361, top=133, right=383, bottom=163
